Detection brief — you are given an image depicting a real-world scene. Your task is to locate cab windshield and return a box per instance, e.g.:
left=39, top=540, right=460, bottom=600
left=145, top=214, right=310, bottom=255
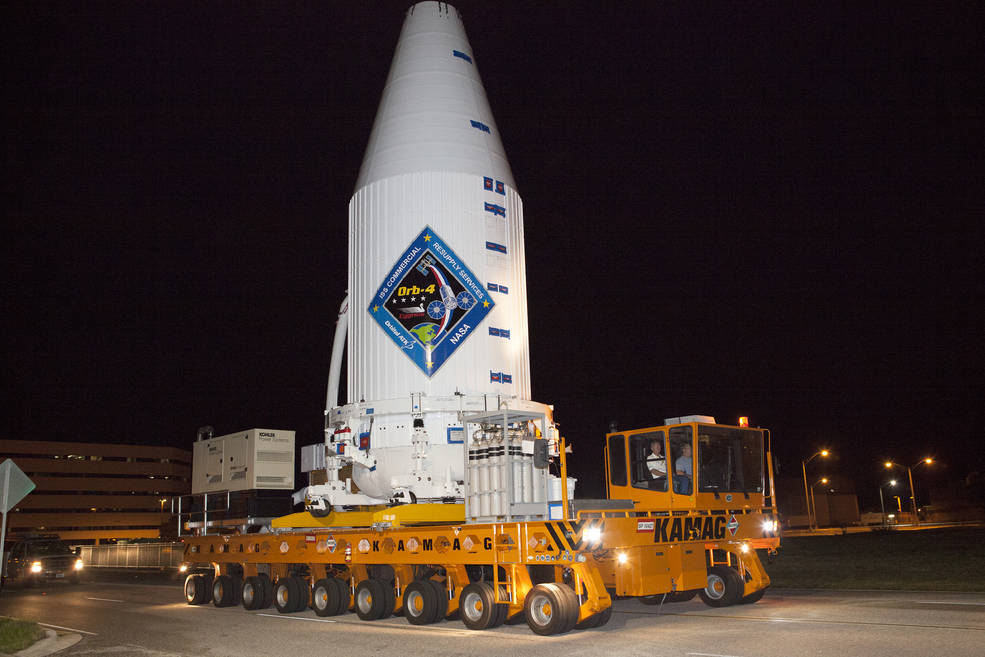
left=697, top=426, right=764, bottom=493
left=29, top=540, right=75, bottom=556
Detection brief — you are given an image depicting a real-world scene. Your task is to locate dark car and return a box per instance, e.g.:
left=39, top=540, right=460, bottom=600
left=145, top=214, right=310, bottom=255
left=1, top=534, right=83, bottom=588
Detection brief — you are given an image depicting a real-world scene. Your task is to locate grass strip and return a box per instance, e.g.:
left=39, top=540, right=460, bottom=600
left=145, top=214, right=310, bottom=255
left=0, top=617, right=45, bottom=654
left=765, top=527, right=985, bottom=591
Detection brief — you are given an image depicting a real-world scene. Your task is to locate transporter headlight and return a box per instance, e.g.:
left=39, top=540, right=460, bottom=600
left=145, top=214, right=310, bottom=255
left=30, top=561, right=43, bottom=574
left=179, top=564, right=189, bottom=573
left=740, top=543, right=750, bottom=553
left=762, top=519, right=778, bottom=533
left=583, top=526, right=602, bottom=546
left=74, top=558, right=84, bottom=570
left=617, top=552, right=629, bottom=565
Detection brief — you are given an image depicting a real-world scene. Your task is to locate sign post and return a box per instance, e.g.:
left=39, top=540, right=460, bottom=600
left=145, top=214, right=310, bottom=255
left=0, top=459, right=36, bottom=586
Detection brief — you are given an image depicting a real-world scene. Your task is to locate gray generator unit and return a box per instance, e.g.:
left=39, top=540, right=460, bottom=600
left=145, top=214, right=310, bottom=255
left=192, top=428, right=295, bottom=494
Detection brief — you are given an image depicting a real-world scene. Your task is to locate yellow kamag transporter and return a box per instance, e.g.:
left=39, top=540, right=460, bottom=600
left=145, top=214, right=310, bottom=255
left=180, top=415, right=779, bottom=635
left=595, top=415, right=779, bottom=606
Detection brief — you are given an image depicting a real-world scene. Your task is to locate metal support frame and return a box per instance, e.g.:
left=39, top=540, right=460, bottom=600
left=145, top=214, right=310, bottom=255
left=461, top=408, right=549, bottom=523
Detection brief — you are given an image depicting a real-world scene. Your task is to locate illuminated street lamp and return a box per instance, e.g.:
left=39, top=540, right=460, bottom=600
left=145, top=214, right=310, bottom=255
left=809, top=477, right=829, bottom=529
left=884, top=458, right=933, bottom=525
left=878, top=479, right=897, bottom=526
left=802, top=449, right=830, bottom=530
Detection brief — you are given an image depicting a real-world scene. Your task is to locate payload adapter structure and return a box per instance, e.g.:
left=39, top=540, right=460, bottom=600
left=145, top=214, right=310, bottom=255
left=297, top=2, right=561, bottom=518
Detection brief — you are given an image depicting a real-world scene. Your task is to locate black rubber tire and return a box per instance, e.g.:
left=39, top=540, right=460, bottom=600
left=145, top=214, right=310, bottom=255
left=354, top=579, right=387, bottom=620
left=241, top=576, right=266, bottom=610
left=574, top=599, right=614, bottom=629
left=309, top=506, right=332, bottom=518
left=738, top=586, right=767, bottom=604
left=212, top=575, right=241, bottom=607
left=668, top=590, right=698, bottom=603
left=459, top=581, right=505, bottom=630
left=698, top=566, right=744, bottom=607
left=403, top=580, right=439, bottom=625
left=292, top=577, right=310, bottom=612
left=523, top=584, right=570, bottom=636
left=258, top=574, right=274, bottom=609
left=331, top=577, right=351, bottom=614
left=504, top=607, right=528, bottom=625
left=184, top=574, right=211, bottom=605
left=640, top=590, right=698, bottom=605
left=274, top=576, right=305, bottom=613
left=495, top=584, right=511, bottom=626
left=574, top=611, right=600, bottom=630
left=312, top=578, right=339, bottom=616
left=547, top=583, right=579, bottom=634
left=379, top=578, right=396, bottom=618
left=426, top=580, right=448, bottom=622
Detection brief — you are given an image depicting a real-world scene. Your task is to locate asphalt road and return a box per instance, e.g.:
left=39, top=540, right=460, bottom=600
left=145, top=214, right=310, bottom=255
left=1, top=577, right=983, bottom=657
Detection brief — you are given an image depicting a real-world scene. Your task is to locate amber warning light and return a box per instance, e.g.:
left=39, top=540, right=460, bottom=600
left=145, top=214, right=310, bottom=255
left=738, top=416, right=749, bottom=428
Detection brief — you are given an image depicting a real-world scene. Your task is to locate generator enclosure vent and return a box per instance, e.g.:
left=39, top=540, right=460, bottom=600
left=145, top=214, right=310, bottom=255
left=192, top=428, right=295, bottom=494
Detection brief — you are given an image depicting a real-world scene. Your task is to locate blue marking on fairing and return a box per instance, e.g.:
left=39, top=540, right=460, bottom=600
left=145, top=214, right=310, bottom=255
left=484, top=202, right=506, bottom=217
left=453, top=50, right=472, bottom=63
left=470, top=120, right=491, bottom=134
left=485, top=241, right=507, bottom=254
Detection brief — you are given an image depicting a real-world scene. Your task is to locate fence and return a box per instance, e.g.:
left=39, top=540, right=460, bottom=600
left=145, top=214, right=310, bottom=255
left=80, top=542, right=184, bottom=569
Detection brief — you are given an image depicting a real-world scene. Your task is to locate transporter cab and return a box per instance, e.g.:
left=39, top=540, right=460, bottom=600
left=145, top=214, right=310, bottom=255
left=180, top=415, right=779, bottom=635
left=601, top=415, right=778, bottom=607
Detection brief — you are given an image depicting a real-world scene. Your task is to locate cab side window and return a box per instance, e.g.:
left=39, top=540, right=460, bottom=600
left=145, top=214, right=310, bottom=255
left=669, top=426, right=694, bottom=494
left=607, top=434, right=627, bottom=487
left=630, top=431, right=667, bottom=491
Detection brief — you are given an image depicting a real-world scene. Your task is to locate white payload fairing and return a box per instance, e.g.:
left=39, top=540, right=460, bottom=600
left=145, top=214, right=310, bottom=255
left=298, top=2, right=563, bottom=518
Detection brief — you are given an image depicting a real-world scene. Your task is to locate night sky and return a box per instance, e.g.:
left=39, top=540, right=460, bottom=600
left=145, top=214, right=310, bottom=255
left=3, top=2, right=983, bottom=508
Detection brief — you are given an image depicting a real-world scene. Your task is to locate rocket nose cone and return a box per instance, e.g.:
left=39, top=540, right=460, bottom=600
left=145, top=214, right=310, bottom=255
left=354, top=1, right=515, bottom=192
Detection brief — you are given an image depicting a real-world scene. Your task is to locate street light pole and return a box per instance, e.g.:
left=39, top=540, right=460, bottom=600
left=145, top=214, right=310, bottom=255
left=907, top=466, right=918, bottom=526
left=801, top=450, right=829, bottom=531
left=885, top=458, right=932, bottom=526
left=878, top=479, right=897, bottom=526
left=810, top=477, right=829, bottom=529
left=801, top=460, right=811, bottom=530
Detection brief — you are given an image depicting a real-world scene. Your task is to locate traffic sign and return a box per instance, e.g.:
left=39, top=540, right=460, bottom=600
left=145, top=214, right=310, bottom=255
left=1, top=459, right=35, bottom=512
left=1, top=459, right=36, bottom=588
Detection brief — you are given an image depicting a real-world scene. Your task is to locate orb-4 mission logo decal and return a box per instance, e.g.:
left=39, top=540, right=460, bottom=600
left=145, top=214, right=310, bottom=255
left=369, top=227, right=494, bottom=376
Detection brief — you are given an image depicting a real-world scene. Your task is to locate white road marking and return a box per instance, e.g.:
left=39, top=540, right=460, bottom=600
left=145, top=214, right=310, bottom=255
left=918, top=601, right=985, bottom=606
left=37, top=622, right=98, bottom=636
left=254, top=613, right=561, bottom=640
left=86, top=596, right=125, bottom=603
left=687, top=653, right=749, bottom=657
left=256, top=613, right=337, bottom=623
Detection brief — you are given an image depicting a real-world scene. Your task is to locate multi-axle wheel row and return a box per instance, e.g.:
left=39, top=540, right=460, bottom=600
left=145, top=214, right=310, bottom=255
left=637, top=566, right=767, bottom=608
left=184, top=572, right=610, bottom=635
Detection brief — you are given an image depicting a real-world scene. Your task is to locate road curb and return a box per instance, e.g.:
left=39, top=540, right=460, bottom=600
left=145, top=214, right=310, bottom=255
left=14, top=629, right=82, bottom=657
